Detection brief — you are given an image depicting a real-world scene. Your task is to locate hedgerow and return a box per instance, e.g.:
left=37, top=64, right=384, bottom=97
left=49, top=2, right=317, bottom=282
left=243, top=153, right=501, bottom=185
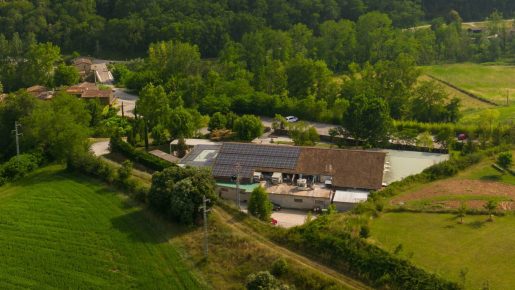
left=109, top=137, right=173, bottom=171
left=275, top=216, right=461, bottom=290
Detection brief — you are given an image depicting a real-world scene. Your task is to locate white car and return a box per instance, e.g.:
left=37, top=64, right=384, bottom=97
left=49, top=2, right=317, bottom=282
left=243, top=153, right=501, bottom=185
left=285, top=116, right=299, bottom=123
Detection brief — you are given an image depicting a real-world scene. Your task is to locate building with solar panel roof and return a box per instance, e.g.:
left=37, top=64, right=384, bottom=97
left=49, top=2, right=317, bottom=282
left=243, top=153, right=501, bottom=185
left=213, top=142, right=386, bottom=210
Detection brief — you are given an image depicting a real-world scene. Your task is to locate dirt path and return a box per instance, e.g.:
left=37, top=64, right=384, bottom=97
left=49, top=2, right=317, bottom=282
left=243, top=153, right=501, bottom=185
left=391, top=179, right=515, bottom=210
left=214, top=207, right=371, bottom=290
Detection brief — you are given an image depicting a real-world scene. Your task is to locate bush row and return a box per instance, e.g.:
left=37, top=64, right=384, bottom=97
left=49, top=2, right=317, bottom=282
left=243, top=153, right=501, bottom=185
left=67, top=151, right=149, bottom=203
left=274, top=216, right=460, bottom=290
left=0, top=153, right=42, bottom=186
left=110, top=137, right=174, bottom=172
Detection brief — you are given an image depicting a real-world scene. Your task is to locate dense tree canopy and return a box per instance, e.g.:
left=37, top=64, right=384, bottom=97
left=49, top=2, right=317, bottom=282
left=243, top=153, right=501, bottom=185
left=0, top=0, right=511, bottom=60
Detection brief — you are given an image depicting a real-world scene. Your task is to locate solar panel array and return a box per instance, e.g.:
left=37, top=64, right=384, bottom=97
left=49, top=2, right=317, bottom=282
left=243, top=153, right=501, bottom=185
left=212, top=143, right=301, bottom=179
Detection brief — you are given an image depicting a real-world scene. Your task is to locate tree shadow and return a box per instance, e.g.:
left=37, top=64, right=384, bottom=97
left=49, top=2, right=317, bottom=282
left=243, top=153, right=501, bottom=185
left=480, top=175, right=502, bottom=182
left=110, top=209, right=195, bottom=244
left=466, top=220, right=486, bottom=229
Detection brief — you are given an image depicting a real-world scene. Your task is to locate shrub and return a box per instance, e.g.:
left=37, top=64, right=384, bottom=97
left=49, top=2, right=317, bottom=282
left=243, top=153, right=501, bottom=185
left=246, top=271, right=284, bottom=290
left=0, top=154, right=41, bottom=181
left=248, top=186, right=273, bottom=221
left=359, top=225, right=370, bottom=239
left=118, top=160, right=133, bottom=181
left=497, top=151, right=513, bottom=169
left=271, top=258, right=289, bottom=277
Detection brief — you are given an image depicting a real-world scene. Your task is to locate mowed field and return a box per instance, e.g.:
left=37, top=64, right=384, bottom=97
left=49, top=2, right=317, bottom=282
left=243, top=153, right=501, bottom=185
left=422, top=63, right=515, bottom=105
left=421, top=63, right=515, bottom=125
left=370, top=213, right=515, bottom=290
left=0, top=166, right=205, bottom=290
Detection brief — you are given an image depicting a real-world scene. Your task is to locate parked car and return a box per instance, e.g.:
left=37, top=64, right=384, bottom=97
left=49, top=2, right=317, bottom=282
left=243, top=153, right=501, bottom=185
left=272, top=202, right=282, bottom=211
left=285, top=116, right=299, bottom=123
left=271, top=218, right=278, bottom=226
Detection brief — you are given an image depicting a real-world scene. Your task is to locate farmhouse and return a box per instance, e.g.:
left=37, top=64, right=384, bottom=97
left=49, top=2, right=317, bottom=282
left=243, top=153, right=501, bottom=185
left=211, top=143, right=386, bottom=210
left=91, top=63, right=114, bottom=84
left=72, top=57, right=93, bottom=80
left=27, top=85, right=54, bottom=100
left=66, top=82, right=114, bottom=105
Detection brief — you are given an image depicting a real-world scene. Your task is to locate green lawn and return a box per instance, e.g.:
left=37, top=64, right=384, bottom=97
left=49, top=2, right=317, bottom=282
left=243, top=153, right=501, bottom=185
left=0, top=166, right=205, bottom=289
left=422, top=63, right=515, bottom=105
left=370, top=212, right=515, bottom=290
left=463, top=164, right=515, bottom=185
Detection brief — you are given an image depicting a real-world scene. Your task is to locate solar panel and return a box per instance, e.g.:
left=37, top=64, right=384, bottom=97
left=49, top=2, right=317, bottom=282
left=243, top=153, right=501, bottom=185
left=212, top=143, right=301, bottom=179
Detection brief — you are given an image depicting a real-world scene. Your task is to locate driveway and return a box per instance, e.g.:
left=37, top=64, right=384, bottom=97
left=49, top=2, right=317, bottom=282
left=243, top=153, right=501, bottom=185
left=113, top=88, right=138, bottom=118
left=260, top=116, right=335, bottom=136
left=240, top=203, right=312, bottom=228
left=90, top=140, right=110, bottom=156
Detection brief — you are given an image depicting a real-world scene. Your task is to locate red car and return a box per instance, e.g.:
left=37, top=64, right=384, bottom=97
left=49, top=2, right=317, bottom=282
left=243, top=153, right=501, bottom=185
left=270, top=218, right=278, bottom=226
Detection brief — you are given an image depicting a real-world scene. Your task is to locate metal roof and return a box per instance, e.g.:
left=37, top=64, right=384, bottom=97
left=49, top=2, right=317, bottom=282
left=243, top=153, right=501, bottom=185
left=333, top=190, right=369, bottom=204
left=179, top=145, right=221, bottom=167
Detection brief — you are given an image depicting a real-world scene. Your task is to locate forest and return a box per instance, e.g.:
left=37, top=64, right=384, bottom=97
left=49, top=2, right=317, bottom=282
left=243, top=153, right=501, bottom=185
left=0, top=0, right=513, bottom=58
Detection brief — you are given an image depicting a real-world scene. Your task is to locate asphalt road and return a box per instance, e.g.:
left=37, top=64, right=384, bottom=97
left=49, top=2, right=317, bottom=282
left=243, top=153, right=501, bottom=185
left=113, top=88, right=138, bottom=118
left=260, top=116, right=336, bottom=136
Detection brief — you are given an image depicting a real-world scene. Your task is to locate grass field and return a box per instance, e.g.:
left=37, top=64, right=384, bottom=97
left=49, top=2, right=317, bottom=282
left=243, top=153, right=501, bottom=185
left=422, top=63, right=515, bottom=105
left=0, top=165, right=205, bottom=289
left=370, top=212, right=515, bottom=289
left=418, top=75, right=494, bottom=112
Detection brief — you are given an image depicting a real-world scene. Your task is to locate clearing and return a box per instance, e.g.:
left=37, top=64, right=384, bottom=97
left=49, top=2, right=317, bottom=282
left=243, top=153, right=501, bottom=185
left=0, top=165, right=204, bottom=289
left=370, top=212, right=515, bottom=290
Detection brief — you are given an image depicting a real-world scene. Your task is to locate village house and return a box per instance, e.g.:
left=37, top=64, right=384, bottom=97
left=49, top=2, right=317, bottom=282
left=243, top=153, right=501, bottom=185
left=26, top=85, right=54, bottom=100
left=66, top=82, right=114, bottom=105
left=72, top=58, right=114, bottom=84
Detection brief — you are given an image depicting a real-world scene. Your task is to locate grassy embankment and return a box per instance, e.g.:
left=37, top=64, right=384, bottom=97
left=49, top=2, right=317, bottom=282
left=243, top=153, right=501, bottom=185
left=370, top=213, right=515, bottom=290
left=369, top=149, right=515, bottom=289
left=0, top=165, right=204, bottom=289
left=421, top=63, right=515, bottom=125
left=0, top=165, right=366, bottom=289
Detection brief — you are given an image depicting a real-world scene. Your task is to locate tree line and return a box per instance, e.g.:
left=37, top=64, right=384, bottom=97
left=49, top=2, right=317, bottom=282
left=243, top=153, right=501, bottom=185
left=0, top=0, right=513, bottom=59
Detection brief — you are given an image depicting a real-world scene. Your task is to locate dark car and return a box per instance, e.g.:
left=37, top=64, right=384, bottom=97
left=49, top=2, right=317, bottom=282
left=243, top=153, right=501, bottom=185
left=272, top=202, right=282, bottom=211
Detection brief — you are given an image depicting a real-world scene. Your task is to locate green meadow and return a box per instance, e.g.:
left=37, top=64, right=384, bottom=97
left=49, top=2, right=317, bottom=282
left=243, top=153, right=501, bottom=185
left=370, top=212, right=515, bottom=290
left=0, top=166, right=204, bottom=290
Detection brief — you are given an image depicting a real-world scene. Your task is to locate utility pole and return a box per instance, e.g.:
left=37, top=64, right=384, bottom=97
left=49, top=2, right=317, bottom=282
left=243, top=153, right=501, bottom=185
left=121, top=101, right=125, bottom=118
left=198, top=195, right=211, bottom=259
left=12, top=121, right=22, bottom=156
left=234, top=163, right=241, bottom=210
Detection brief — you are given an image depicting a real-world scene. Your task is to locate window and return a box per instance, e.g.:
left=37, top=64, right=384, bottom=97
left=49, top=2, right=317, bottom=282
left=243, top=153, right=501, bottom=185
left=315, top=200, right=325, bottom=205
left=294, top=198, right=303, bottom=203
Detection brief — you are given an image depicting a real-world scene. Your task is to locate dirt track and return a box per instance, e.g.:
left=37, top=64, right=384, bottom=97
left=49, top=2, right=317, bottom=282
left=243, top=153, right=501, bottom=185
left=392, top=179, right=515, bottom=210
left=214, top=208, right=371, bottom=290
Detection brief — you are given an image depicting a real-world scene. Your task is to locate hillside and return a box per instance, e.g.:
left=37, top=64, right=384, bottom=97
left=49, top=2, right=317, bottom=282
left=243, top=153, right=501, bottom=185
left=0, top=166, right=205, bottom=289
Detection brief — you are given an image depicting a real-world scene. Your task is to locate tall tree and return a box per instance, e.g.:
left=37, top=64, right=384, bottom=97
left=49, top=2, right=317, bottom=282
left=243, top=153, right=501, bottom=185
left=343, top=94, right=392, bottom=147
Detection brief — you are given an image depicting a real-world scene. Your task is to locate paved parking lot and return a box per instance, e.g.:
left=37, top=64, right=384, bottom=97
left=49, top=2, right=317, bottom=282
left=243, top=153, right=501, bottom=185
left=272, top=209, right=314, bottom=228
left=240, top=203, right=313, bottom=228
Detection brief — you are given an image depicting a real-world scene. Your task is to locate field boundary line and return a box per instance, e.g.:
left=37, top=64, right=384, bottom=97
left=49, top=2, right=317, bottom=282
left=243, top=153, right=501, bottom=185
left=426, top=74, right=499, bottom=106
